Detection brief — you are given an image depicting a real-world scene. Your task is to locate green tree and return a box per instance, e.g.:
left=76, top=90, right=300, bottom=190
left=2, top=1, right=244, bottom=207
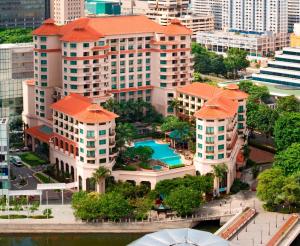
left=160, top=116, right=181, bottom=133
left=0, top=28, right=33, bottom=44
left=116, top=122, right=137, bottom=148
left=274, top=112, right=300, bottom=150
left=92, top=167, right=111, bottom=193
left=276, top=95, right=300, bottom=113
left=100, top=192, right=132, bottom=220
left=277, top=174, right=300, bottom=210
left=165, top=187, right=202, bottom=216
left=238, top=80, right=254, bottom=93
left=135, top=146, right=154, bottom=164
left=169, top=98, right=181, bottom=115
left=224, top=48, right=249, bottom=79
left=132, top=197, right=152, bottom=220
left=257, top=168, right=285, bottom=206
left=273, top=143, right=300, bottom=176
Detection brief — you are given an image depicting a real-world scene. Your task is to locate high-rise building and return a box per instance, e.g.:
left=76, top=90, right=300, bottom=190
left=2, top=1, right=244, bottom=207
left=50, top=0, right=85, bottom=25
left=0, top=118, right=9, bottom=196
left=0, top=43, right=34, bottom=118
left=176, top=83, right=248, bottom=193
left=222, top=0, right=288, bottom=34
left=288, top=0, right=300, bottom=32
left=191, top=0, right=223, bottom=30
left=0, top=0, right=47, bottom=28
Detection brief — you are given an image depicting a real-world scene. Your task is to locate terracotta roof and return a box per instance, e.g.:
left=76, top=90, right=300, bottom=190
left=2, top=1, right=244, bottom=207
left=218, top=86, right=248, bottom=100
left=33, top=16, right=191, bottom=41
left=177, top=82, right=222, bottom=99
left=194, top=96, right=238, bottom=119
left=51, top=94, right=118, bottom=123
left=25, top=125, right=53, bottom=143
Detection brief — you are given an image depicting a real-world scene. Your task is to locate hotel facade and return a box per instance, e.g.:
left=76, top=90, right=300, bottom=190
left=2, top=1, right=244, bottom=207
left=23, top=15, right=193, bottom=191
left=176, top=83, right=248, bottom=193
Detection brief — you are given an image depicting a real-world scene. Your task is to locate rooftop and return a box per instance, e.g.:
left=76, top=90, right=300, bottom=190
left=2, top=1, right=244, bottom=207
left=33, top=16, right=192, bottom=41
left=51, top=94, right=118, bottom=123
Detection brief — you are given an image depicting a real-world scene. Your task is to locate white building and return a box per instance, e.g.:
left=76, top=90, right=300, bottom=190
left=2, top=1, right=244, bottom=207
left=222, top=0, right=288, bottom=34
left=288, top=0, right=300, bottom=32
left=252, top=47, right=300, bottom=87
left=191, top=0, right=223, bottom=30
left=0, top=43, right=34, bottom=118
left=0, top=118, right=9, bottom=196
left=50, top=0, right=85, bottom=25
left=197, top=31, right=290, bottom=57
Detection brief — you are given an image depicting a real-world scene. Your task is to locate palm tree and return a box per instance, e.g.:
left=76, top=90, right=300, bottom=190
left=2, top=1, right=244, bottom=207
left=92, top=166, right=111, bottom=193
left=169, top=98, right=180, bottom=115
left=212, top=164, right=228, bottom=196
left=116, top=122, right=137, bottom=149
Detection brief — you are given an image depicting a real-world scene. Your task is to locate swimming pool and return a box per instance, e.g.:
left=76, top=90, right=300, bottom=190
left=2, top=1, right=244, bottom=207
left=134, top=140, right=182, bottom=166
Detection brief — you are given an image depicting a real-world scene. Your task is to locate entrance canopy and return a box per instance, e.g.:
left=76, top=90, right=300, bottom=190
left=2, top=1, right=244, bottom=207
left=8, top=190, right=42, bottom=196
left=37, top=183, right=66, bottom=190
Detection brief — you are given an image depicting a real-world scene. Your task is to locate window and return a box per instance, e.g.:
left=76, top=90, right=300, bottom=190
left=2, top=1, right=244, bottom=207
left=70, top=61, right=77, bottom=65
left=160, top=75, right=167, bottom=80
left=238, top=105, right=244, bottom=113
left=99, top=158, right=106, bottom=164
left=206, top=155, right=214, bottom=160
left=80, top=138, right=84, bottom=143
left=198, top=134, right=202, bottom=140
left=206, top=127, right=214, bottom=134
left=98, top=41, right=105, bottom=46
left=218, top=126, right=225, bottom=132
left=70, top=69, right=77, bottom=73
left=41, top=53, right=47, bottom=57
left=87, top=130, right=95, bottom=138
left=80, top=157, right=84, bottom=162
left=218, top=135, right=224, bottom=141
left=87, top=141, right=95, bottom=148
left=99, top=139, right=106, bottom=145
left=70, top=77, right=77, bottom=81
left=99, top=130, right=106, bottom=135
left=206, top=146, right=214, bottom=152
left=41, top=60, right=47, bottom=65
left=198, top=125, right=203, bottom=130
left=238, top=123, right=244, bottom=129
left=70, top=52, right=77, bottom=57
left=160, top=53, right=167, bottom=57
left=218, top=154, right=224, bottom=159
left=80, top=129, right=84, bottom=134
left=198, top=143, right=202, bottom=149
left=40, top=45, right=47, bottom=50
left=138, top=82, right=142, bottom=87
left=80, top=147, right=84, bottom=153
left=70, top=85, right=77, bottom=89
left=70, top=43, right=77, bottom=48
left=41, top=67, right=47, bottom=72
left=238, top=115, right=244, bottom=121
left=87, top=150, right=95, bottom=157
left=160, top=83, right=167, bottom=87
left=83, top=43, right=89, bottom=48
left=160, top=45, right=166, bottom=50
left=218, top=144, right=224, bottom=150
left=206, top=137, right=214, bottom=143
left=198, top=153, right=202, bottom=158
left=99, top=149, right=106, bottom=155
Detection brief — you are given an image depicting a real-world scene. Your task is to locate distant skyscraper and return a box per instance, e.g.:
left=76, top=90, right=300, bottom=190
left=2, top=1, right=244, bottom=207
left=50, top=0, right=85, bottom=25
left=222, top=0, right=288, bottom=33
left=0, top=0, right=47, bottom=28
left=288, top=0, right=300, bottom=32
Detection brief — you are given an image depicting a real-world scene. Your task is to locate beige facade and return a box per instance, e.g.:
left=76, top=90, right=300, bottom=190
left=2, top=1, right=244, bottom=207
left=50, top=0, right=85, bottom=25
left=176, top=83, right=248, bottom=193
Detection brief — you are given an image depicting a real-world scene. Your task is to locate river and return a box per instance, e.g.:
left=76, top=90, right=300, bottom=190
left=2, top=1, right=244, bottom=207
left=0, top=221, right=220, bottom=246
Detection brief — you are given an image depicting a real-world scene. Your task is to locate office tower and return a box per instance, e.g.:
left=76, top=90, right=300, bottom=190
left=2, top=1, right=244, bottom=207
left=0, top=0, right=47, bottom=28
left=0, top=43, right=34, bottom=118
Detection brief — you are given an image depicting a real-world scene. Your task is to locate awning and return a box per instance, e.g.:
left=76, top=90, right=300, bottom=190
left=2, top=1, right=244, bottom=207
left=8, top=190, right=42, bottom=196
left=37, top=183, right=66, bottom=190
left=25, top=125, right=53, bottom=143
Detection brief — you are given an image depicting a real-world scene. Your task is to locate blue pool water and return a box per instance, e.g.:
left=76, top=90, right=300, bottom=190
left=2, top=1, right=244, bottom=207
left=134, top=140, right=182, bottom=166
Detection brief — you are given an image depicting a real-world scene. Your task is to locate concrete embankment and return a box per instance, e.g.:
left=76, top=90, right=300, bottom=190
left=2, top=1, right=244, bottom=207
left=0, top=221, right=194, bottom=234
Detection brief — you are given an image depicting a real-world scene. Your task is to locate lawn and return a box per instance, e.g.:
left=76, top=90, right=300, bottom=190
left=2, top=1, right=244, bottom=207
left=19, top=152, right=47, bottom=167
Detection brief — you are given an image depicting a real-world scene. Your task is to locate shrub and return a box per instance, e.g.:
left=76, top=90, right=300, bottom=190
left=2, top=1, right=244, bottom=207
left=169, top=164, right=184, bottom=169
left=0, top=214, right=27, bottom=219
left=230, top=179, right=250, bottom=194
left=122, top=165, right=137, bottom=171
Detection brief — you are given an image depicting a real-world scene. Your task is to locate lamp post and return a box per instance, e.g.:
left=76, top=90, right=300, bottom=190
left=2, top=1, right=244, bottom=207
left=260, top=230, right=263, bottom=244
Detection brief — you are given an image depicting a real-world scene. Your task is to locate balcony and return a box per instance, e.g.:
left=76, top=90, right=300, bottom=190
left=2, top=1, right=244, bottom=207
left=205, top=132, right=214, bottom=135
left=109, top=130, right=116, bottom=137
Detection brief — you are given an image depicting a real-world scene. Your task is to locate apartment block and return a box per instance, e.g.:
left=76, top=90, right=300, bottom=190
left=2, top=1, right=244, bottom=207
left=288, top=0, right=300, bottom=32
left=50, top=0, right=85, bottom=25
left=0, top=43, right=34, bottom=118
left=197, top=31, right=290, bottom=57
left=176, top=83, right=248, bottom=193
left=252, top=47, right=300, bottom=88
left=178, top=15, right=214, bottom=38
left=222, top=0, right=288, bottom=34
left=0, top=118, right=9, bottom=196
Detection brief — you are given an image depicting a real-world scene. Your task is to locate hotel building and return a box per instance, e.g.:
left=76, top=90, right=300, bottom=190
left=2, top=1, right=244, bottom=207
left=0, top=118, right=9, bottom=196
left=176, top=83, right=248, bottom=193
left=23, top=15, right=193, bottom=190
left=252, top=47, right=300, bottom=88
left=196, top=31, right=290, bottom=57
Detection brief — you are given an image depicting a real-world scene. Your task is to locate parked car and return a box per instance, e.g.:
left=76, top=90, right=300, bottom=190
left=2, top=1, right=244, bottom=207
left=10, top=156, right=23, bottom=167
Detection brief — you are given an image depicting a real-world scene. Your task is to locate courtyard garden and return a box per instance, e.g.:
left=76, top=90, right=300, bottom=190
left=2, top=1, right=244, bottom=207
left=19, top=152, right=47, bottom=167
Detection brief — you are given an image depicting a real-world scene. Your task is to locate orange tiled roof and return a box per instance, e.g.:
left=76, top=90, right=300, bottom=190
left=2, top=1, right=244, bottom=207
left=218, top=85, right=248, bottom=100
left=25, top=125, right=53, bottom=143
left=51, top=94, right=118, bottom=123
left=32, top=16, right=192, bottom=41
left=194, top=96, right=238, bottom=119
left=177, top=82, right=223, bottom=99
